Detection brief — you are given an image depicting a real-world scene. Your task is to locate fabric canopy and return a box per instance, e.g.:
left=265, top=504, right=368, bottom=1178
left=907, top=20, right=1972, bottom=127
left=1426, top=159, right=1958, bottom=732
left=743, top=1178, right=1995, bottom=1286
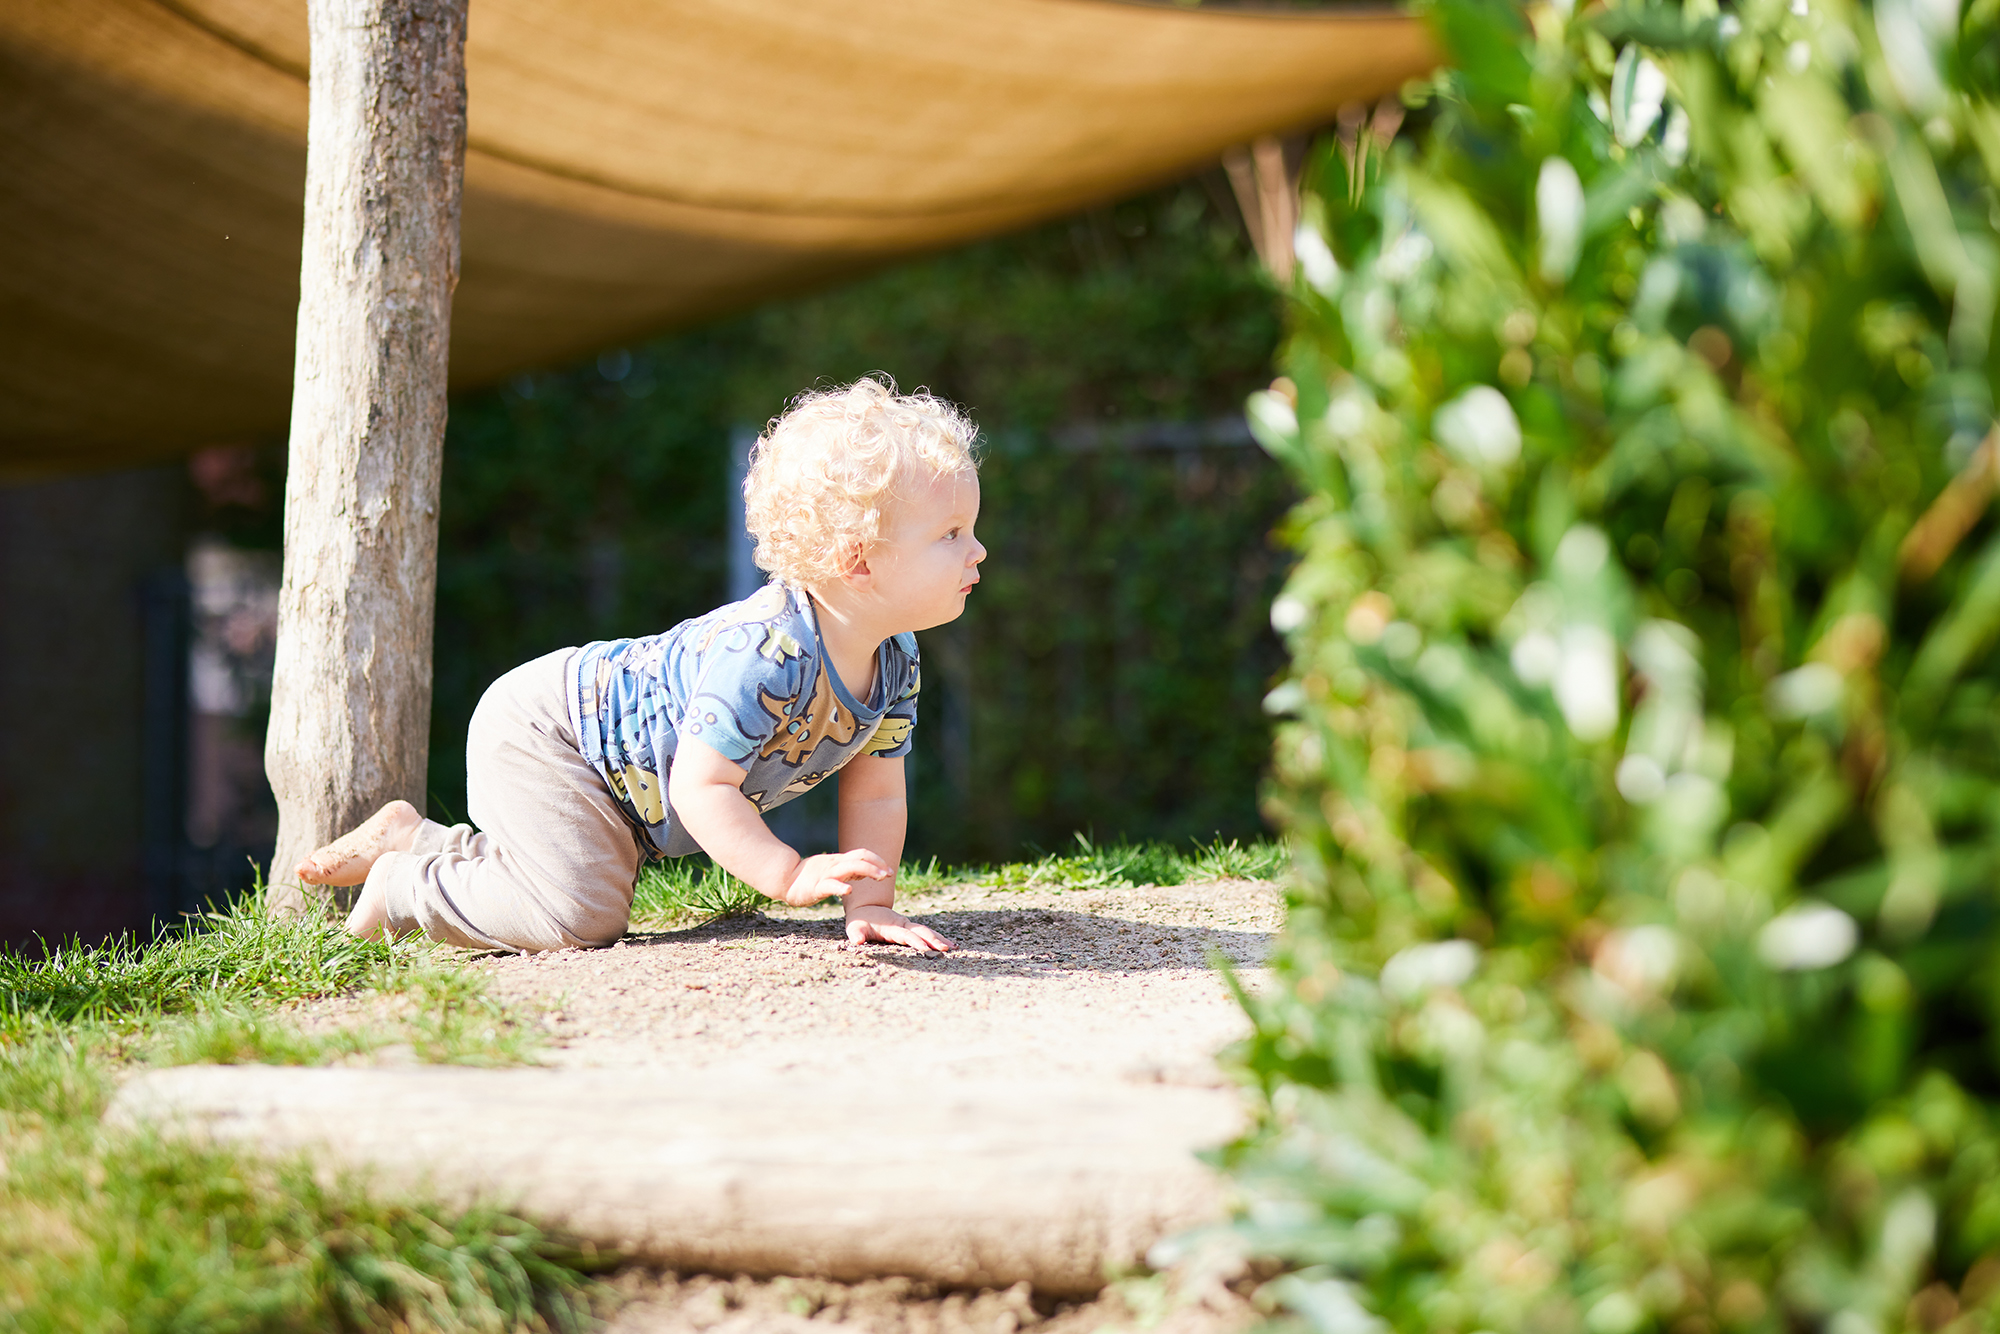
left=1, top=0, right=1434, bottom=474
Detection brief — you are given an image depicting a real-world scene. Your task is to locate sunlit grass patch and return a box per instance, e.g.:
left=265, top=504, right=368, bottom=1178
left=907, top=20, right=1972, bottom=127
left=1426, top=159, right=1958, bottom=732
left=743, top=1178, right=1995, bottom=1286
left=2, top=882, right=543, bottom=1069
left=974, top=833, right=1287, bottom=892
left=129, top=971, right=540, bottom=1071
left=982, top=835, right=1177, bottom=891
left=1177, top=836, right=1288, bottom=882
left=891, top=855, right=986, bottom=895
left=0, top=891, right=390, bottom=1038
left=0, top=1056, right=607, bottom=1333
left=0, top=883, right=593, bottom=1331
left=630, top=858, right=764, bottom=927
left=395, top=963, right=546, bottom=1067
left=142, top=1000, right=386, bottom=1068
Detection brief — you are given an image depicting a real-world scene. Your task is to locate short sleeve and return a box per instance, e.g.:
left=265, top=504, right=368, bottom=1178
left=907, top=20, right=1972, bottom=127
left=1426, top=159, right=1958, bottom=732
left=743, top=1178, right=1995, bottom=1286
left=677, top=620, right=810, bottom=767
left=862, top=633, right=920, bottom=758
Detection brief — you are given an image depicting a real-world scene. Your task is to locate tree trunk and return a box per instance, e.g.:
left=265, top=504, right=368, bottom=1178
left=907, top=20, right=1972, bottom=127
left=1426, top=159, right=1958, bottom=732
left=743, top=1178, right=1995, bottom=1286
left=265, top=0, right=468, bottom=911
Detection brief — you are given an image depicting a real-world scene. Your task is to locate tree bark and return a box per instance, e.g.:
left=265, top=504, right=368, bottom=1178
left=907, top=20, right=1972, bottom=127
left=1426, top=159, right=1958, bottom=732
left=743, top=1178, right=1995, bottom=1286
left=265, top=0, right=468, bottom=911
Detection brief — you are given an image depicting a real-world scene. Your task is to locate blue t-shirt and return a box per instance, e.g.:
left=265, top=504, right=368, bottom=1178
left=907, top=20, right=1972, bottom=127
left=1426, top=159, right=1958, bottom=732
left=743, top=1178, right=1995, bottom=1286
left=567, top=583, right=920, bottom=858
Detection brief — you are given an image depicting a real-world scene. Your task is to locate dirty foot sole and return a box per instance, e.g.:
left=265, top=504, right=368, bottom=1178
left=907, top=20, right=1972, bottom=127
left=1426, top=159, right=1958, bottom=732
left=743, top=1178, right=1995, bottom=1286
left=297, top=800, right=422, bottom=887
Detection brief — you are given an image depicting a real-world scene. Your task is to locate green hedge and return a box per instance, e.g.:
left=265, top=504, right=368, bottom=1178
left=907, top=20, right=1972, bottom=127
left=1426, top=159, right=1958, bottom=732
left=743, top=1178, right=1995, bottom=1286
left=1228, top=0, right=2000, bottom=1330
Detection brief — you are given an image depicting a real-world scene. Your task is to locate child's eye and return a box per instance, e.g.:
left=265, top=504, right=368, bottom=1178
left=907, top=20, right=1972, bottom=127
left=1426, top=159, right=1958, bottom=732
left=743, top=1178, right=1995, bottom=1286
left=944, top=528, right=960, bottom=540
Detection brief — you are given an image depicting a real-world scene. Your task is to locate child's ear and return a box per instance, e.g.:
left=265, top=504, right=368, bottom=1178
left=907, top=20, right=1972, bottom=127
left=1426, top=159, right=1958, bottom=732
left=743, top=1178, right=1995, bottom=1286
left=840, top=541, right=872, bottom=585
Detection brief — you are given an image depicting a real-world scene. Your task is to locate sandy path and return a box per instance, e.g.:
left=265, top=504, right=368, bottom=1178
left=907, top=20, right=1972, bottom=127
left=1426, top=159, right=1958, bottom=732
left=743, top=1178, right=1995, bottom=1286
left=221, top=877, right=1280, bottom=1332
left=491, top=876, right=1280, bottom=1332
left=474, top=878, right=1281, bottom=1090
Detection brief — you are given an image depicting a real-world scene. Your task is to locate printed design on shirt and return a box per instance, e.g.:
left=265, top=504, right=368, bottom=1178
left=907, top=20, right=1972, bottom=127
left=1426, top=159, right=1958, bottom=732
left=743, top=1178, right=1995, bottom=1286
left=678, top=698, right=752, bottom=752
left=590, top=658, right=617, bottom=706
left=606, top=764, right=666, bottom=826
left=696, top=621, right=752, bottom=658
left=777, top=767, right=838, bottom=800
left=862, top=716, right=912, bottom=755
left=756, top=667, right=859, bottom=766
left=571, top=584, right=920, bottom=857
left=759, top=625, right=804, bottom=665
left=695, top=584, right=789, bottom=658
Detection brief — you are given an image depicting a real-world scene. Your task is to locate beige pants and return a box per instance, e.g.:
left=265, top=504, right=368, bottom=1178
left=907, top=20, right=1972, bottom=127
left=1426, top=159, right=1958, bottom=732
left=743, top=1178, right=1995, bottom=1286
left=368, top=648, right=643, bottom=952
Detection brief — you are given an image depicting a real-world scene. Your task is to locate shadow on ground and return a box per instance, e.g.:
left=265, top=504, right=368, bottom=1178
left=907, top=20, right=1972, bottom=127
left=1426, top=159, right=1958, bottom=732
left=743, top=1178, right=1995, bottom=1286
left=621, top=908, right=1270, bottom=977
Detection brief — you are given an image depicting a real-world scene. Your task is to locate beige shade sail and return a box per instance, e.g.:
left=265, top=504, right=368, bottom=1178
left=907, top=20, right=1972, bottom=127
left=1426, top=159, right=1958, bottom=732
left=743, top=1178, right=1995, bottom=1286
left=0, top=0, right=1434, bottom=475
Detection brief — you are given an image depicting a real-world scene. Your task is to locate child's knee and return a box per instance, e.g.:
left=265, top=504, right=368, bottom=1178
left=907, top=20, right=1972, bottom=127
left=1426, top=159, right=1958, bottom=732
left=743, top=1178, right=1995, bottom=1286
left=557, top=902, right=631, bottom=952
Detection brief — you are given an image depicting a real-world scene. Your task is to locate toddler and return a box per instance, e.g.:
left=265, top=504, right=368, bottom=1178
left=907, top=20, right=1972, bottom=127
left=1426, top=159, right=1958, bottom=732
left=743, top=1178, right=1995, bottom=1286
left=297, top=378, right=982, bottom=954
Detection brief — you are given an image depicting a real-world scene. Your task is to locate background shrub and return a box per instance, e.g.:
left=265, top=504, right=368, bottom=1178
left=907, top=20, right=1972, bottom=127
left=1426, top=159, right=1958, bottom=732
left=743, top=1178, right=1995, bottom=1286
left=432, top=182, right=1289, bottom=860
left=1228, top=0, right=2000, bottom=1330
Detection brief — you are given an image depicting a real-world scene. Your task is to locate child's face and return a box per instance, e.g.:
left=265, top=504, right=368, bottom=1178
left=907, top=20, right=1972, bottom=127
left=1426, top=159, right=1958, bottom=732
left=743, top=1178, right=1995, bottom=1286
left=863, top=468, right=985, bottom=632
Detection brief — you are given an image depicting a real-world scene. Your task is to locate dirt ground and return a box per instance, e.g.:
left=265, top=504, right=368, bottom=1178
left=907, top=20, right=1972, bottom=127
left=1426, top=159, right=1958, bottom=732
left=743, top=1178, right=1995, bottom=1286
left=595, top=1267, right=1263, bottom=1334
left=477, top=877, right=1281, bottom=1086
left=300, top=876, right=1283, bottom=1332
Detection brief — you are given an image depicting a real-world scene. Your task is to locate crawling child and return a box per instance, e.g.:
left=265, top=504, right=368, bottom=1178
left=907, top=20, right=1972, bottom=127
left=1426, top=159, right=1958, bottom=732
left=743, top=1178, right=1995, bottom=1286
left=295, top=377, right=982, bottom=954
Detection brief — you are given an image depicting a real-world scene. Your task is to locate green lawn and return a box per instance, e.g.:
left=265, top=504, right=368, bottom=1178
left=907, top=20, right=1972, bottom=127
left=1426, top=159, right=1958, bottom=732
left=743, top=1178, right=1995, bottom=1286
left=0, top=890, right=596, bottom=1332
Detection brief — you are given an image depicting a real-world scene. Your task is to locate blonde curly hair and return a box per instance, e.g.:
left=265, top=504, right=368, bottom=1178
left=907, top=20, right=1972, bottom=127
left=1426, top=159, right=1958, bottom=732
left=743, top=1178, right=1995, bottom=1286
left=743, top=377, right=979, bottom=588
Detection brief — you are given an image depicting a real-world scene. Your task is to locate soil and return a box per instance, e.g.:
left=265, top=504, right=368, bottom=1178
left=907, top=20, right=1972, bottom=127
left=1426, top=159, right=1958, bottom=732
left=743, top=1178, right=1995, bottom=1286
left=595, top=1267, right=1260, bottom=1334
left=479, top=877, right=1280, bottom=1087
left=299, top=875, right=1284, bottom=1332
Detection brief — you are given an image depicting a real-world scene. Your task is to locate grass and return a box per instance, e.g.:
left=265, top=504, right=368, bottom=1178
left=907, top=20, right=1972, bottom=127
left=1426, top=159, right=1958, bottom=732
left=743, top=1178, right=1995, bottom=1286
left=1, top=1079, right=608, bottom=1333
left=965, top=833, right=1288, bottom=894
left=0, top=884, right=600, bottom=1332
left=630, top=858, right=765, bottom=927
left=2, top=899, right=386, bottom=1034
left=1, top=889, right=544, bottom=1070
left=630, top=834, right=1289, bottom=927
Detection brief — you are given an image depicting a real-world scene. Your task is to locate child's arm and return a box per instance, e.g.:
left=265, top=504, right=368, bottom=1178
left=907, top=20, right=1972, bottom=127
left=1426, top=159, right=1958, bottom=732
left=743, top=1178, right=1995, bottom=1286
left=667, top=738, right=892, bottom=907
left=836, top=755, right=954, bottom=953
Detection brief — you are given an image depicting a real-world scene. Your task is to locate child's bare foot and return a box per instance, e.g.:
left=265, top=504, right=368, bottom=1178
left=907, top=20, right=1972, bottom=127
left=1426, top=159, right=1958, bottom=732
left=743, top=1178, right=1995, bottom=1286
left=296, top=800, right=422, bottom=887
left=344, top=877, right=391, bottom=941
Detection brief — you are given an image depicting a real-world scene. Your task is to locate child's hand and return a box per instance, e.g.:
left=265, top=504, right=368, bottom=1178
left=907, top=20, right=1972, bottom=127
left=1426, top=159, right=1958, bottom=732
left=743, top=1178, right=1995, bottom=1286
left=781, top=850, right=893, bottom=906
left=843, top=903, right=955, bottom=953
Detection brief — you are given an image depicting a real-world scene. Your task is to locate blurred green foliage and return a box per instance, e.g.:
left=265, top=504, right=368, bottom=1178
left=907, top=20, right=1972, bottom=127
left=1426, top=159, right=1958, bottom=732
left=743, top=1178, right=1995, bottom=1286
left=432, top=181, right=1289, bottom=859
left=1226, top=0, right=2000, bottom=1330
